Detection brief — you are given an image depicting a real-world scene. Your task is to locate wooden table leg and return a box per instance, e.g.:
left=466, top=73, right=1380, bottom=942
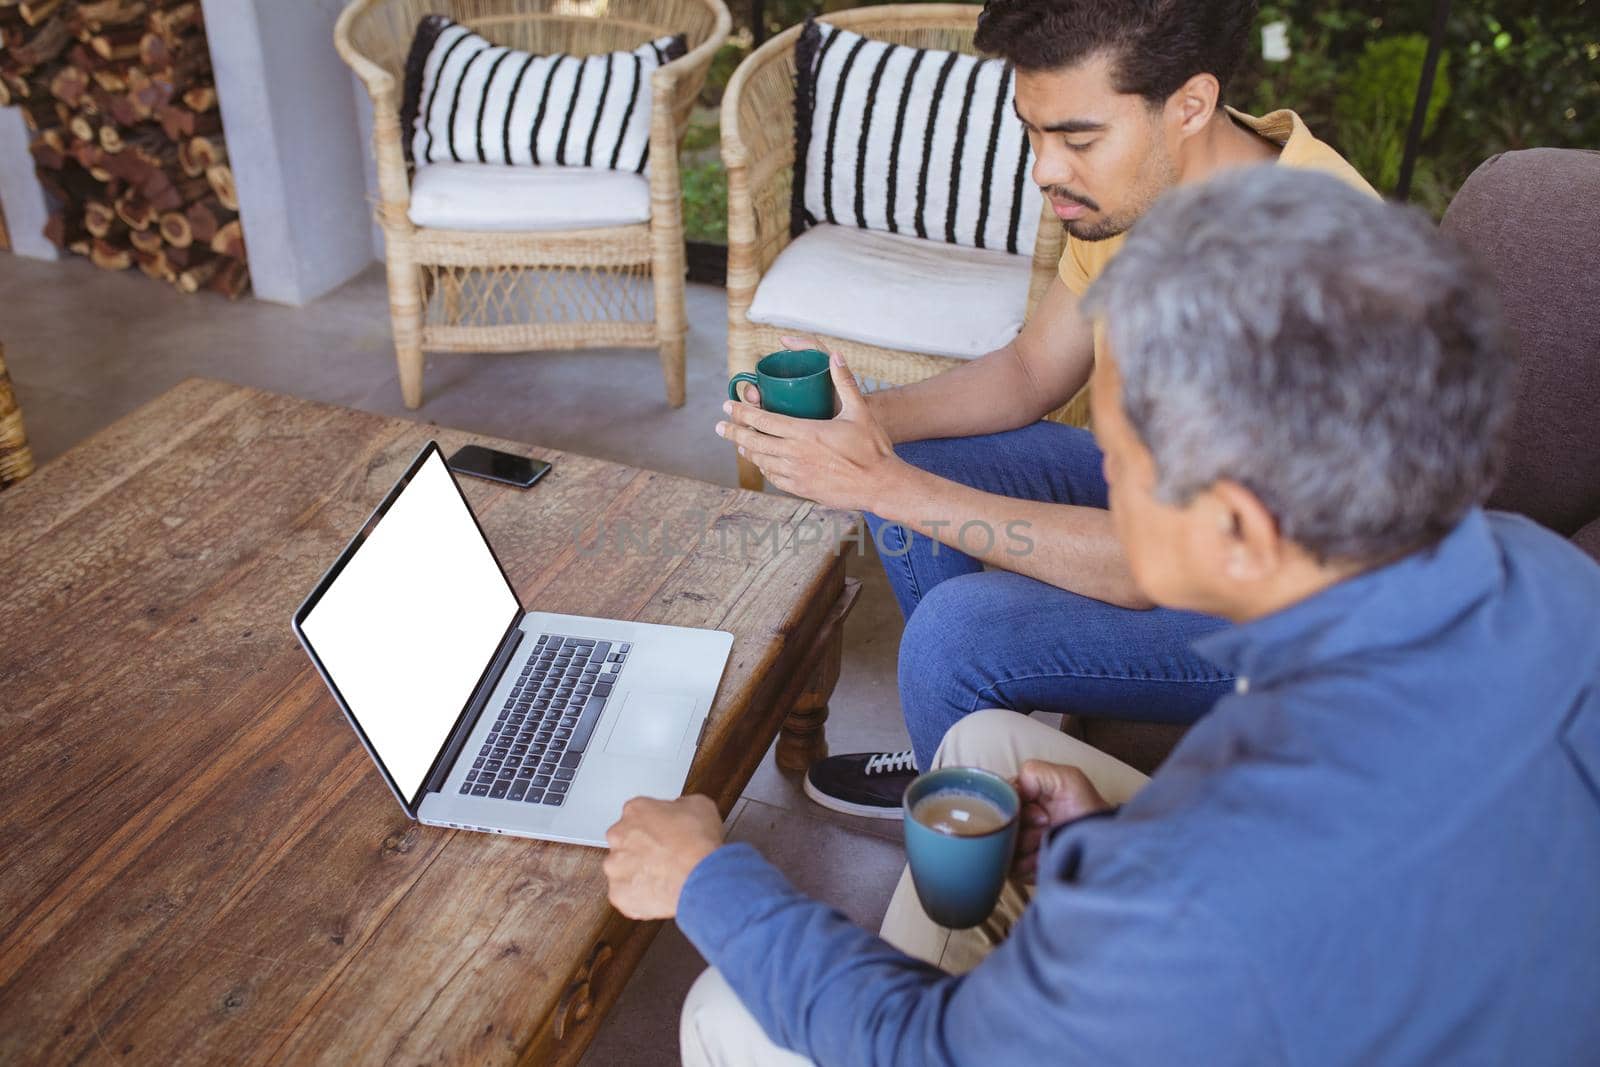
left=776, top=576, right=860, bottom=773
left=777, top=625, right=839, bottom=771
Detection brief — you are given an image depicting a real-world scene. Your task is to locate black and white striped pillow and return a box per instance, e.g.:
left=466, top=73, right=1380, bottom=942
left=400, top=16, right=686, bottom=171
left=793, top=20, right=1038, bottom=254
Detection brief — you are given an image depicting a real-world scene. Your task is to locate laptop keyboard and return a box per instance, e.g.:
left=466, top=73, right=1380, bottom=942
left=459, top=634, right=630, bottom=807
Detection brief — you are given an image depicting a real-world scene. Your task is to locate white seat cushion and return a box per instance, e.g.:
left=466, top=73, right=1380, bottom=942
left=746, top=224, right=1034, bottom=360
left=407, top=163, right=651, bottom=232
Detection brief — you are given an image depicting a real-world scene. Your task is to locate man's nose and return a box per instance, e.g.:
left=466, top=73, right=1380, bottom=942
left=1031, top=146, right=1075, bottom=194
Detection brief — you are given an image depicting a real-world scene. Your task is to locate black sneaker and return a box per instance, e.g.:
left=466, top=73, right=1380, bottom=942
left=803, top=749, right=919, bottom=819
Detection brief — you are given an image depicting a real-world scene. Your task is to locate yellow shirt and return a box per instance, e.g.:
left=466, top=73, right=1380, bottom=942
left=1057, top=108, right=1377, bottom=298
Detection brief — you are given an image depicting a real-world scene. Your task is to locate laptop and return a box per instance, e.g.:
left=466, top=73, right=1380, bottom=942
left=292, top=442, right=734, bottom=847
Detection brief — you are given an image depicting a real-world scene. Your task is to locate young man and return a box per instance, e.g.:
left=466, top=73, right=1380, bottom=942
left=716, top=0, right=1375, bottom=817
left=633, top=168, right=1600, bottom=1064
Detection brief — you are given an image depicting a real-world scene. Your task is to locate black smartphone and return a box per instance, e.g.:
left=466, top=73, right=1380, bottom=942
left=446, top=444, right=551, bottom=489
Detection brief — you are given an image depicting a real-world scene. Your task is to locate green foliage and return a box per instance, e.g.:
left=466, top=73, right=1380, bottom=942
left=681, top=106, right=726, bottom=243
left=1238, top=7, right=1360, bottom=140
left=1448, top=9, right=1600, bottom=155
left=1336, top=34, right=1450, bottom=140
left=698, top=41, right=752, bottom=109
left=1334, top=35, right=1450, bottom=192
left=681, top=162, right=728, bottom=245
left=682, top=107, right=722, bottom=154
left=1236, top=0, right=1600, bottom=210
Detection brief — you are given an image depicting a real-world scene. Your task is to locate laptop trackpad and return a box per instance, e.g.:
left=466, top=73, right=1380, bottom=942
left=604, top=691, right=697, bottom=759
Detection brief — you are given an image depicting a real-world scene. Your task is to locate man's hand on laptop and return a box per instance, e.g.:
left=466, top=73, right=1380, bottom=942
left=717, top=347, right=904, bottom=514
left=603, top=795, right=724, bottom=920
left=1011, top=760, right=1112, bottom=882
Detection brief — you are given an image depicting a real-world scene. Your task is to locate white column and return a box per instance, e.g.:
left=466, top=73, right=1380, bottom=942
left=350, top=71, right=386, bottom=261
left=201, top=0, right=375, bottom=305
left=0, top=106, right=59, bottom=261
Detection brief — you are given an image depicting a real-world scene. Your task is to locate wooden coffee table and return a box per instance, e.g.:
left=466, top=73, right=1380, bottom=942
left=0, top=379, right=859, bottom=1065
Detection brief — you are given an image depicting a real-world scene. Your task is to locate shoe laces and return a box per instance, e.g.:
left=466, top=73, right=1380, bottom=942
left=864, top=749, right=917, bottom=775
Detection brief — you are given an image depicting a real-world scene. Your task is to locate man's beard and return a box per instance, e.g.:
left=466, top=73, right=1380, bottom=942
left=1064, top=211, right=1137, bottom=242
left=1055, top=148, right=1180, bottom=243
left=1043, top=187, right=1140, bottom=242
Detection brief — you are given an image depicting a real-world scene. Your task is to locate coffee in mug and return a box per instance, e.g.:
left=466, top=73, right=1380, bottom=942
left=902, top=766, right=1020, bottom=928
left=912, top=791, right=1012, bottom=837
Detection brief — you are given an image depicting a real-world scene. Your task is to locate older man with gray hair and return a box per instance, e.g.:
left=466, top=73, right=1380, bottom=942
left=603, top=167, right=1600, bottom=1066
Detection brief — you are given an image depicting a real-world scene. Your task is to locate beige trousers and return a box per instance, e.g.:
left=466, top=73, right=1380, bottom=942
left=680, top=709, right=1151, bottom=1067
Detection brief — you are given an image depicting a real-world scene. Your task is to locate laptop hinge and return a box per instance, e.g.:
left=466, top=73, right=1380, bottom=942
left=421, top=626, right=524, bottom=799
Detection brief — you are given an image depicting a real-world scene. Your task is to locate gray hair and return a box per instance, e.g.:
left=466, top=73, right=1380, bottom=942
left=1080, top=166, right=1513, bottom=563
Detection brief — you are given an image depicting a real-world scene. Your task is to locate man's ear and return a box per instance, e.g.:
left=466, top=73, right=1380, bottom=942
left=1207, top=479, right=1282, bottom=583
left=1165, top=72, right=1220, bottom=139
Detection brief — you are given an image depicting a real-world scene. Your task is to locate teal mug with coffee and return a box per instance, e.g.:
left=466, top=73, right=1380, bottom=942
left=728, top=349, right=835, bottom=420
left=903, top=767, right=1021, bottom=929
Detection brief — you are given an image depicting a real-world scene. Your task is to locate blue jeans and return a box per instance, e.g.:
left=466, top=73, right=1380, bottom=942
left=865, top=421, right=1234, bottom=769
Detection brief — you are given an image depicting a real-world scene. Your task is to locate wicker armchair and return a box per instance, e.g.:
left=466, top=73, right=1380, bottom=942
left=722, top=4, right=1077, bottom=490
left=0, top=344, right=36, bottom=490
left=336, top=0, right=731, bottom=409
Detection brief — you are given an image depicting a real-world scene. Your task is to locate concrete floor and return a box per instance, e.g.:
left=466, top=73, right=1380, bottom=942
left=0, top=251, right=914, bottom=1065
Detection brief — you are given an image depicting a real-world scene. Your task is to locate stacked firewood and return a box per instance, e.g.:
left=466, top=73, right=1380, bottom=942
left=0, top=0, right=249, bottom=297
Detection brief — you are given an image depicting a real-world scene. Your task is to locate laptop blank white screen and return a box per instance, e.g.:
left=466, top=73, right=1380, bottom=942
left=300, top=451, right=520, bottom=800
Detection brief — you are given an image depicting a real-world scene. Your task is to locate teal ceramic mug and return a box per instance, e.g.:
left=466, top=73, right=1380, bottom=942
left=728, top=349, right=835, bottom=420
left=903, top=767, right=1021, bottom=929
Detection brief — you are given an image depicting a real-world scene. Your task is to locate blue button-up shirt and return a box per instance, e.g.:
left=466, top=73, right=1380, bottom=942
left=677, top=510, right=1600, bottom=1065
